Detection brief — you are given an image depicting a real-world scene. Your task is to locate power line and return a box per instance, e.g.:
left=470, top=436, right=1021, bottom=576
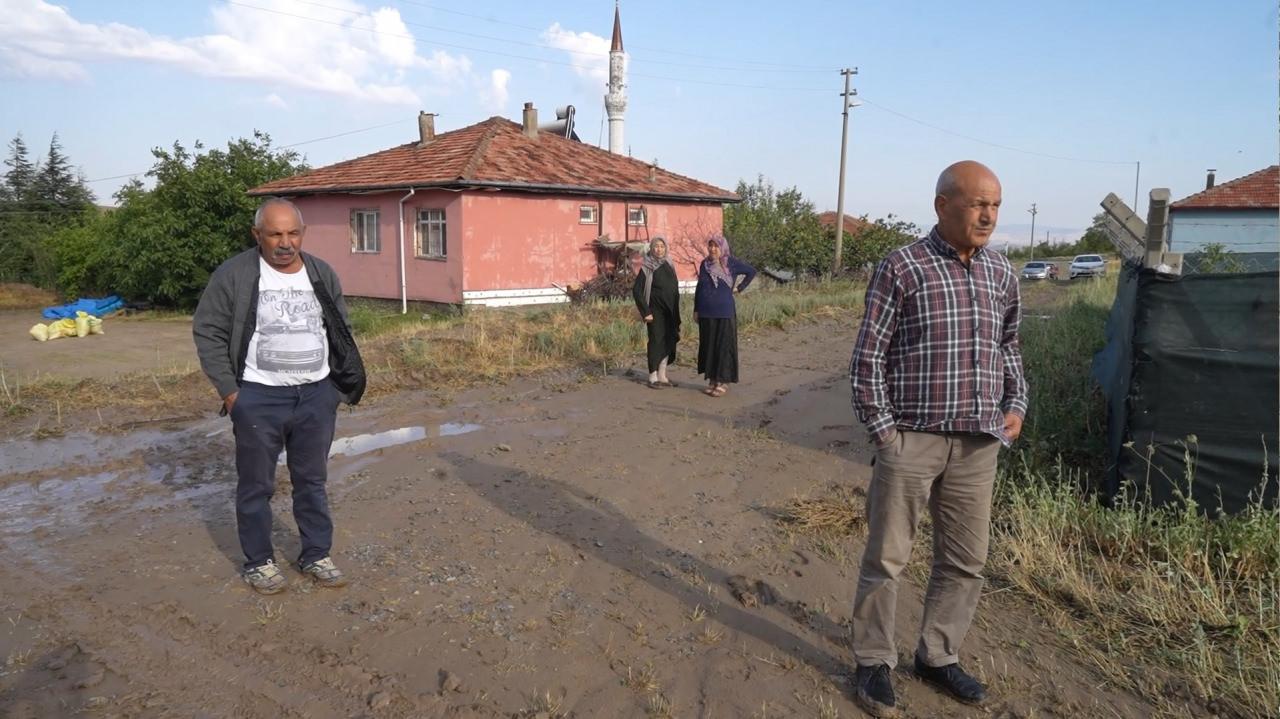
left=289, top=0, right=829, bottom=74
left=859, top=97, right=1136, bottom=165
left=390, top=0, right=833, bottom=70
left=226, top=1, right=831, bottom=91
left=82, top=118, right=412, bottom=184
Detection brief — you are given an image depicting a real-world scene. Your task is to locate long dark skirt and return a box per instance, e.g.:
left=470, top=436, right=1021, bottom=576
left=697, top=316, right=739, bottom=383
left=646, top=307, right=679, bottom=372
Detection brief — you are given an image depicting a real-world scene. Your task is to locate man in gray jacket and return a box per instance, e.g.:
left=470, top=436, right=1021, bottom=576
left=193, top=197, right=366, bottom=594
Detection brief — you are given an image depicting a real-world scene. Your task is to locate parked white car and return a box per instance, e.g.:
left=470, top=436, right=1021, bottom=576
left=1069, top=254, right=1107, bottom=279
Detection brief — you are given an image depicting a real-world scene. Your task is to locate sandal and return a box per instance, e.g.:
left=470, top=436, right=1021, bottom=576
left=710, top=385, right=728, bottom=397
left=646, top=381, right=665, bottom=389
left=659, top=380, right=678, bottom=388
left=703, top=387, right=717, bottom=396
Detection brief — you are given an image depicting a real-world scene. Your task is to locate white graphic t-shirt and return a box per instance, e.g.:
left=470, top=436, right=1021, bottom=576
left=242, top=258, right=330, bottom=386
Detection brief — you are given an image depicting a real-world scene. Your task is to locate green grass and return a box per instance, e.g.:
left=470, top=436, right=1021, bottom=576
left=991, top=275, right=1279, bottom=718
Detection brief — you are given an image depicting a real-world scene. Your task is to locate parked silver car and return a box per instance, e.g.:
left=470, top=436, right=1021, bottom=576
left=1021, top=261, right=1058, bottom=280
left=1069, top=254, right=1107, bottom=279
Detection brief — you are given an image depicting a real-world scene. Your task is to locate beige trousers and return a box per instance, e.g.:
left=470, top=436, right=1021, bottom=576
left=851, top=429, right=1001, bottom=668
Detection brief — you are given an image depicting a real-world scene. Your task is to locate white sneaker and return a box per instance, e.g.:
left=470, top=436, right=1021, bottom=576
left=243, top=560, right=287, bottom=595
left=301, top=557, right=348, bottom=588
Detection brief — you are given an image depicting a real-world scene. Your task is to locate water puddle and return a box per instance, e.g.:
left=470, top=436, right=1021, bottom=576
left=294, top=423, right=484, bottom=462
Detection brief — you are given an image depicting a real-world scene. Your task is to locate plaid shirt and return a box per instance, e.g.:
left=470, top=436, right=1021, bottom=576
left=849, top=227, right=1028, bottom=446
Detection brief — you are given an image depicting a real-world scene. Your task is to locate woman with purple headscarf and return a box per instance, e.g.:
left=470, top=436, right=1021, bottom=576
left=693, top=235, right=756, bottom=397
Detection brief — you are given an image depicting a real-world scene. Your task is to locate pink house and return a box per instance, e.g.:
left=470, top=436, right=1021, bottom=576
left=249, top=106, right=738, bottom=307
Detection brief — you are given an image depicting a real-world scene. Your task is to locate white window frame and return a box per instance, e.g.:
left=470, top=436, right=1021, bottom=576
left=627, top=206, right=646, bottom=226
left=351, top=209, right=380, bottom=253
left=415, top=208, right=447, bottom=259
left=579, top=204, right=598, bottom=224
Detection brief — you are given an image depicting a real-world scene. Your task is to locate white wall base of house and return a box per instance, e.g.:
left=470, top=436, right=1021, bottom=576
left=462, top=280, right=697, bottom=308
left=462, top=287, right=570, bottom=307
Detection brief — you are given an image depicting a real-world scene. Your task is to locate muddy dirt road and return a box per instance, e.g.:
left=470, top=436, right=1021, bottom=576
left=0, top=310, right=196, bottom=384
left=0, top=312, right=1150, bottom=718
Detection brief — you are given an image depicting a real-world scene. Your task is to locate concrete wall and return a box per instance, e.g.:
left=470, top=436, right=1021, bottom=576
left=1168, top=208, right=1279, bottom=254
left=460, top=193, right=723, bottom=305
left=293, top=191, right=464, bottom=304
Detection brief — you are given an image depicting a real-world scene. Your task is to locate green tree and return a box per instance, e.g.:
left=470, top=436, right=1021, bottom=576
left=49, top=131, right=307, bottom=307
left=2, top=133, right=36, bottom=202
left=723, top=175, right=829, bottom=275
left=1077, top=213, right=1115, bottom=254
left=0, top=132, right=96, bottom=286
left=31, top=133, right=94, bottom=209
left=841, top=215, right=921, bottom=273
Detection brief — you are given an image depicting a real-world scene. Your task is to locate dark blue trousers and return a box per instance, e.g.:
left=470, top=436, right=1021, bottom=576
left=231, top=380, right=339, bottom=569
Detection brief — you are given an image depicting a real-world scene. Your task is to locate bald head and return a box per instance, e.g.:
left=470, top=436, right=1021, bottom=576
left=935, top=161, right=999, bottom=198
left=933, top=161, right=1002, bottom=259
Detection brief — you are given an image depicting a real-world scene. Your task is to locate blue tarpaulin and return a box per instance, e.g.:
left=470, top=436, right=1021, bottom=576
left=41, top=296, right=124, bottom=320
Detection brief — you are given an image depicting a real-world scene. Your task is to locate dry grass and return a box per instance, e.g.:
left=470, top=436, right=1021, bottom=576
left=0, top=282, right=57, bottom=310
left=644, top=692, right=674, bottom=718
left=621, top=662, right=661, bottom=693
left=520, top=689, right=567, bottom=718
left=772, top=485, right=867, bottom=567
left=774, top=487, right=865, bottom=535
left=2, top=281, right=866, bottom=433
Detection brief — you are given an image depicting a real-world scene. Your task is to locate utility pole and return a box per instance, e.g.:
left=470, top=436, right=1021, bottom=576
left=1133, top=161, right=1141, bottom=216
left=832, top=67, right=859, bottom=274
left=1028, top=203, right=1038, bottom=261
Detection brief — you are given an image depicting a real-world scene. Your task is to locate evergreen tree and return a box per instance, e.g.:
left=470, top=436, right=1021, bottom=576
left=2, top=133, right=36, bottom=203
left=32, top=132, right=94, bottom=208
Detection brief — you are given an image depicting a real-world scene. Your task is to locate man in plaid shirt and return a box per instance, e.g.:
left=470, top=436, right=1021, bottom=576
left=847, top=160, right=1027, bottom=717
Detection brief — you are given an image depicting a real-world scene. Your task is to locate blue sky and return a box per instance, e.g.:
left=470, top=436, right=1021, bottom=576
left=2, top=0, right=1275, bottom=245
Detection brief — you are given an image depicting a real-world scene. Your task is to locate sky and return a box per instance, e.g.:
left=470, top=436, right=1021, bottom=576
left=1, top=0, right=1276, bottom=246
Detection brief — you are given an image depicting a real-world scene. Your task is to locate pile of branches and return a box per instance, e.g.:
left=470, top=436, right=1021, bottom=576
left=566, top=247, right=639, bottom=303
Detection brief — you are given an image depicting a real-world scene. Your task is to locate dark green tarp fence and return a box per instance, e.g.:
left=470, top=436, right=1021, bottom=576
left=1092, top=263, right=1279, bottom=514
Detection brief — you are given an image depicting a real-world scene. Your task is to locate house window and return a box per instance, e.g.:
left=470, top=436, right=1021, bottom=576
left=416, top=209, right=447, bottom=258
left=351, top=209, right=380, bottom=253
left=628, top=206, right=646, bottom=226
left=579, top=205, right=597, bottom=224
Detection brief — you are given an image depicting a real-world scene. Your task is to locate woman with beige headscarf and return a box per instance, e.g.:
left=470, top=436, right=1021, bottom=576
left=632, top=237, right=681, bottom=388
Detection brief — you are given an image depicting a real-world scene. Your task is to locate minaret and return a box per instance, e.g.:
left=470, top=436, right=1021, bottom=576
left=605, top=2, right=626, bottom=154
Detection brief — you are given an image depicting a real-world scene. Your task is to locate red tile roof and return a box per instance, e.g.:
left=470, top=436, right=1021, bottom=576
left=1171, top=166, right=1278, bottom=210
left=817, top=211, right=869, bottom=234
left=250, top=117, right=737, bottom=203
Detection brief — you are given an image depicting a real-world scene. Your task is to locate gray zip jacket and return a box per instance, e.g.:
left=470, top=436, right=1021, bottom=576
left=192, top=248, right=364, bottom=406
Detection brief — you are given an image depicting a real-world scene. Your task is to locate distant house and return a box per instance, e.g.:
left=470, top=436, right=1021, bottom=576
left=1168, top=166, right=1279, bottom=254
left=817, top=211, right=869, bottom=237
left=249, top=106, right=737, bottom=306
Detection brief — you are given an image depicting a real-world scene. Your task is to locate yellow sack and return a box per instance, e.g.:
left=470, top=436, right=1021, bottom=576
left=88, top=316, right=104, bottom=335
left=29, top=324, right=49, bottom=342
left=49, top=318, right=76, bottom=339
left=74, top=311, right=90, bottom=338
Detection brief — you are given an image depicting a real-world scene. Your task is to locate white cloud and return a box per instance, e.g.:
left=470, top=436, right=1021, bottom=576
left=264, top=93, right=289, bottom=109
left=0, top=0, right=478, bottom=105
left=541, top=22, right=616, bottom=85
left=479, top=68, right=511, bottom=112
left=0, top=45, right=86, bottom=81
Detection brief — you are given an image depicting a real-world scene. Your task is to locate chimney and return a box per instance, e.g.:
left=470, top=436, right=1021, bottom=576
left=1205, top=168, right=1216, bottom=190
left=522, top=102, right=538, bottom=139
left=417, top=111, right=436, bottom=146
left=648, top=163, right=656, bottom=182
